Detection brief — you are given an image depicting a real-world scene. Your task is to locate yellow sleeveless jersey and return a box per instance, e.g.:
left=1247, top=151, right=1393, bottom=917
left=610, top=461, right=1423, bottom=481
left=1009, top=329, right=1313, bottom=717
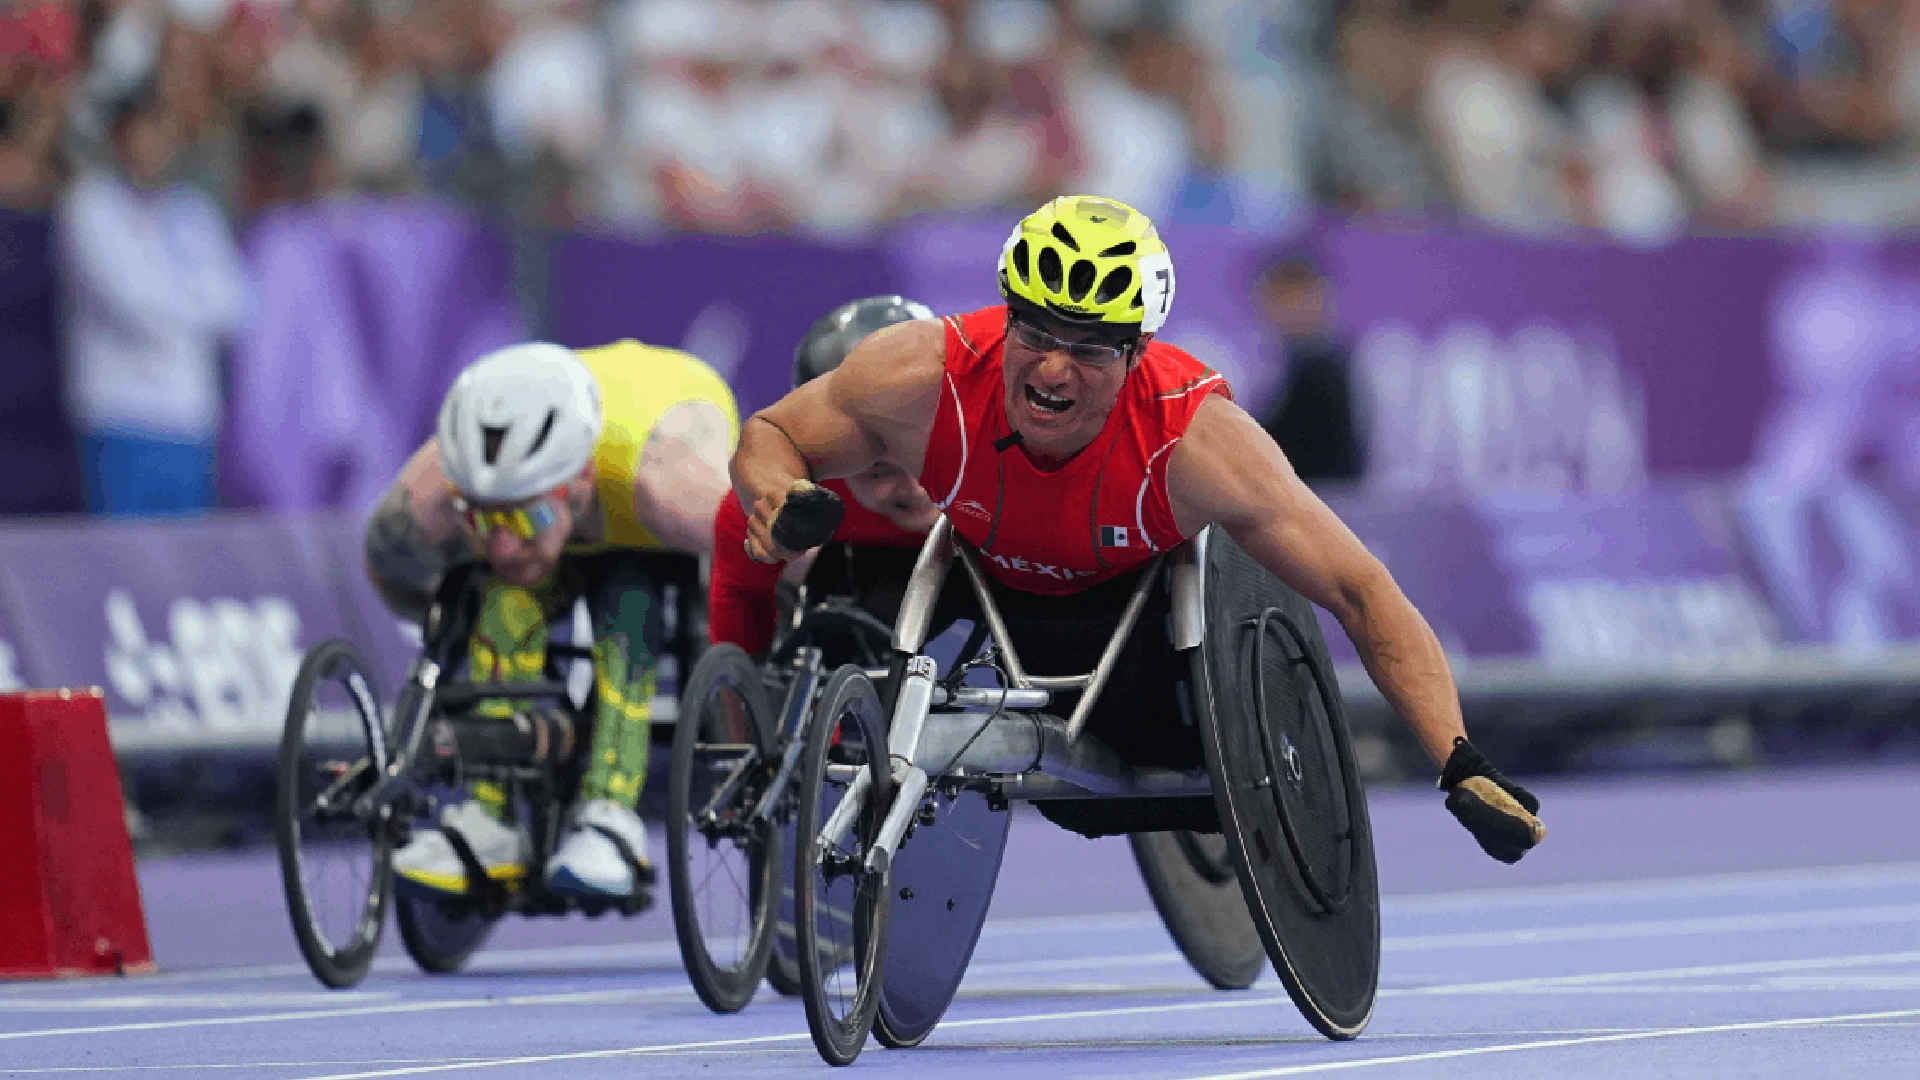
left=570, top=340, right=740, bottom=551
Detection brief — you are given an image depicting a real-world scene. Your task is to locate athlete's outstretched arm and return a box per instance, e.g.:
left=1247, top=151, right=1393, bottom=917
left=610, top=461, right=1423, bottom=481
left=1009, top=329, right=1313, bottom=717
left=732, top=319, right=945, bottom=562
left=1167, top=396, right=1467, bottom=768
left=364, top=440, right=472, bottom=623
left=632, top=399, right=735, bottom=554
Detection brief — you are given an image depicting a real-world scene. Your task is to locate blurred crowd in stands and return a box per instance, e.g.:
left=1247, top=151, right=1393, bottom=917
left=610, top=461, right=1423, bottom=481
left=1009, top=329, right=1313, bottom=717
left=10, top=0, right=1920, bottom=515
left=11, top=0, right=1920, bottom=239
left=0, top=0, right=1297, bottom=232
left=1326, top=0, right=1920, bottom=239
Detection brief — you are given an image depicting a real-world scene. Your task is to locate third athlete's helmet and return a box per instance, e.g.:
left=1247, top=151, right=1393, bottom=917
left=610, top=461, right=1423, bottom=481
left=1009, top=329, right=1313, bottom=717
left=794, top=294, right=935, bottom=387
left=437, top=342, right=604, bottom=503
left=998, top=195, right=1176, bottom=335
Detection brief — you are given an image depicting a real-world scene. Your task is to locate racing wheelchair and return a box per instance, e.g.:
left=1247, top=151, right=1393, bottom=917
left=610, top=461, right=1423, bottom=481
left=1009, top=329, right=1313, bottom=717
left=274, top=553, right=701, bottom=989
left=668, top=511, right=1374, bottom=1060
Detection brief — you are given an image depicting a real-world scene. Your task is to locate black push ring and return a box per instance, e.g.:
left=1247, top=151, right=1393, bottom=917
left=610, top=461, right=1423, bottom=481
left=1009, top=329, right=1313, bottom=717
left=1242, top=607, right=1362, bottom=916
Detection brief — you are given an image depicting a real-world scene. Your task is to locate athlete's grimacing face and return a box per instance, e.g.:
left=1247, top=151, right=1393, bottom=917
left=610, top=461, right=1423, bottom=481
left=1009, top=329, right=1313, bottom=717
left=1001, top=313, right=1149, bottom=461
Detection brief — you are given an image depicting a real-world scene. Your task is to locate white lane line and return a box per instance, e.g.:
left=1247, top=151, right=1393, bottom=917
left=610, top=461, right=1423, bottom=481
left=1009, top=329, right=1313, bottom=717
left=1389, top=902, right=1920, bottom=952
left=295, top=996, right=1318, bottom=1080
left=13, top=861, right=1910, bottom=998
left=1175, top=1007, right=1920, bottom=1080
left=17, top=948, right=1920, bottom=1074
left=1395, top=948, right=1920, bottom=995
left=0, top=1060, right=497, bottom=1074
left=0, top=987, right=688, bottom=1041
left=0, top=993, right=397, bottom=1012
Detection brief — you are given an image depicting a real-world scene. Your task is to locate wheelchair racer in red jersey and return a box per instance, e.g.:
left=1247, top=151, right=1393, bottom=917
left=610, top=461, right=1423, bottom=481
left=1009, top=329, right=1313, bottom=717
left=709, top=296, right=942, bottom=658
left=731, top=195, right=1546, bottom=864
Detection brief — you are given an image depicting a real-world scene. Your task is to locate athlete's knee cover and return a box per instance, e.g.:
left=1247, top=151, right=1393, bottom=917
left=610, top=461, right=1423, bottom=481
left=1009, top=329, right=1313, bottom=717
left=579, top=556, right=669, bottom=810
left=468, top=577, right=564, bottom=819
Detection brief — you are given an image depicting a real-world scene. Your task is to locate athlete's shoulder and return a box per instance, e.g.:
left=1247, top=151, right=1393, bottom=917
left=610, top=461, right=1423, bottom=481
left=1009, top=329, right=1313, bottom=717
left=1135, top=337, right=1233, bottom=404
left=833, top=318, right=947, bottom=403
left=575, top=338, right=719, bottom=381
left=942, top=306, right=1008, bottom=372
left=579, top=338, right=739, bottom=421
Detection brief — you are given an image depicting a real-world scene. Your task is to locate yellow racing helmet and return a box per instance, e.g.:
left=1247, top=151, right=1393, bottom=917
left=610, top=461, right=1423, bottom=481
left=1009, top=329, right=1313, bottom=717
left=998, top=195, right=1176, bottom=336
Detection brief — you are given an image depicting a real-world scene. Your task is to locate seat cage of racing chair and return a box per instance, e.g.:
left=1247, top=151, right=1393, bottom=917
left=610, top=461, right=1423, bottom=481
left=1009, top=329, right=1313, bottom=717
left=849, top=516, right=1212, bottom=873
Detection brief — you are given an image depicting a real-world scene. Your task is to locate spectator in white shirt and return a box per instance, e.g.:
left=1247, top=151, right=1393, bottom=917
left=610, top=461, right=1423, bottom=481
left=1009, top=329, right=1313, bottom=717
left=57, top=77, right=247, bottom=517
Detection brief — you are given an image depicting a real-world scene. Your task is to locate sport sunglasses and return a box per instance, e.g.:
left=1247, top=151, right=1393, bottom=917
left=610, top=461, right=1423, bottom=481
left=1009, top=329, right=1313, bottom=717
left=450, top=487, right=566, bottom=540
left=1006, top=315, right=1135, bottom=368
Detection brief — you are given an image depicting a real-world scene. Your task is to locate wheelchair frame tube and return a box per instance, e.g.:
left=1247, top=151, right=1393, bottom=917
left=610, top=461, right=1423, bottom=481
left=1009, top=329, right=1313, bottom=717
left=866, top=765, right=928, bottom=874
left=752, top=647, right=824, bottom=824
left=1063, top=560, right=1164, bottom=742
left=892, top=516, right=955, bottom=655
left=818, top=766, right=871, bottom=853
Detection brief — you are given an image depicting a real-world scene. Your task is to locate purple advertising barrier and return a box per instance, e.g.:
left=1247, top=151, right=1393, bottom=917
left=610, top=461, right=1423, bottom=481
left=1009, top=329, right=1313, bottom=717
left=547, top=231, right=898, bottom=419
left=885, top=216, right=1287, bottom=412
left=0, top=514, right=409, bottom=751
left=223, top=199, right=525, bottom=515
left=1314, top=489, right=1534, bottom=662
left=1316, top=480, right=1783, bottom=665
left=0, top=209, right=84, bottom=516
left=1321, top=223, right=1796, bottom=476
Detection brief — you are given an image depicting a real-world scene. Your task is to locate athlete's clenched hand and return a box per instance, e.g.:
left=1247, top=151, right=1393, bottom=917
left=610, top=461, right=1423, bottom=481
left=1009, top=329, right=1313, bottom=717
left=1439, top=738, right=1545, bottom=864
left=743, top=480, right=843, bottom=565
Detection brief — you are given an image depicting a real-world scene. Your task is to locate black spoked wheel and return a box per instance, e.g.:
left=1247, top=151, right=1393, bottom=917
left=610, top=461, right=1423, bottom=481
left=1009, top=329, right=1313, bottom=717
left=395, top=892, right=496, bottom=975
left=795, top=665, right=894, bottom=1066
left=668, top=644, right=782, bottom=1014
left=275, top=640, right=394, bottom=989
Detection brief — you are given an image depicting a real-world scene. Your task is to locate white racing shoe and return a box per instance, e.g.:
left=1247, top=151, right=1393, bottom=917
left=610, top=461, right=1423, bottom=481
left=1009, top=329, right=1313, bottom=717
left=394, top=799, right=532, bottom=898
left=545, top=799, right=656, bottom=901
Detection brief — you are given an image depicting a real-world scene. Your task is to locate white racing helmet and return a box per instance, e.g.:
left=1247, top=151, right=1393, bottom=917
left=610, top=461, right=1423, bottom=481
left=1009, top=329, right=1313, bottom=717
left=437, top=342, right=604, bottom=503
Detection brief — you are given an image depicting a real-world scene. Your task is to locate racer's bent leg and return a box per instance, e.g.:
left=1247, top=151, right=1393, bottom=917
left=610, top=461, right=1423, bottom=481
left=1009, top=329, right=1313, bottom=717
left=394, top=577, right=545, bottom=896
left=547, top=556, right=665, bottom=900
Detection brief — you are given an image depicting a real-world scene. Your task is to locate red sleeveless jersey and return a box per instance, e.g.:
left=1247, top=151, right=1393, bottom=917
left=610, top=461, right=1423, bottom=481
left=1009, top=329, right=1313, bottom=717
left=919, top=305, right=1231, bottom=596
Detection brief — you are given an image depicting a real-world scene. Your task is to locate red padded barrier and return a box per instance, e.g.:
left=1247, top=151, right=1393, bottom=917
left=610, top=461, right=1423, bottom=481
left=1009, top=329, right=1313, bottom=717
left=0, top=690, right=154, bottom=978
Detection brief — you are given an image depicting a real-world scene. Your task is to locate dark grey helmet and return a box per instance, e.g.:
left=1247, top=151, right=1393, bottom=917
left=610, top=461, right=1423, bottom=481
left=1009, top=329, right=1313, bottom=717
left=794, top=295, right=935, bottom=388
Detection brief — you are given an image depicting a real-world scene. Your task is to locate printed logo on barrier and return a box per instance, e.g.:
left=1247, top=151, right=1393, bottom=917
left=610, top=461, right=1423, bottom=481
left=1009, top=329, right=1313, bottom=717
left=101, top=589, right=305, bottom=735
left=1525, top=577, right=1781, bottom=664
left=1357, top=321, right=1647, bottom=496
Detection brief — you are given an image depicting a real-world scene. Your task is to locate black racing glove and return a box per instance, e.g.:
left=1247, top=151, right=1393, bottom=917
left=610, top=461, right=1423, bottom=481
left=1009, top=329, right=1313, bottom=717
left=770, top=481, right=845, bottom=553
left=1439, top=738, right=1545, bottom=865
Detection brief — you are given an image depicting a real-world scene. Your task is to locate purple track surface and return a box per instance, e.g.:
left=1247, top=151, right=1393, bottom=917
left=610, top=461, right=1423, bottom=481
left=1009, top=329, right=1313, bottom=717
left=4, top=766, right=1919, bottom=1078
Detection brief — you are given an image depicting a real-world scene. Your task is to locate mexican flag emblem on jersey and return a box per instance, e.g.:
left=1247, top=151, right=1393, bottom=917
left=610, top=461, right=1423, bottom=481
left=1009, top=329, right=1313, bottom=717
left=1099, top=525, right=1129, bottom=548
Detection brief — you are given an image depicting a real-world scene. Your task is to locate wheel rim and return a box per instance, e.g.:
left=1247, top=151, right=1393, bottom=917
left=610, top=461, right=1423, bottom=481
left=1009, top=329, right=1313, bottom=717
left=288, top=657, right=387, bottom=959
left=803, top=699, right=880, bottom=1039
left=680, top=668, right=773, bottom=980
left=1243, top=607, right=1359, bottom=916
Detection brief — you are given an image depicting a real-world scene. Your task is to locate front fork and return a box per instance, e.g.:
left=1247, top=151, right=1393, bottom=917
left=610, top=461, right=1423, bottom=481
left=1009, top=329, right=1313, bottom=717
left=352, top=563, right=486, bottom=824
left=821, top=519, right=959, bottom=872
left=749, top=646, right=826, bottom=825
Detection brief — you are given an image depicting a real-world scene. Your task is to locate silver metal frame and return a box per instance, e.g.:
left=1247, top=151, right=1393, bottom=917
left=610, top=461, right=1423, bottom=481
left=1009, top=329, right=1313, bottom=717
left=820, top=518, right=1217, bottom=874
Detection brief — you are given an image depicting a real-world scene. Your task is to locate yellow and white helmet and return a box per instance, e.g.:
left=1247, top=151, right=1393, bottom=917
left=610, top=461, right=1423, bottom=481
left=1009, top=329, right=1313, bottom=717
left=998, top=195, right=1176, bottom=335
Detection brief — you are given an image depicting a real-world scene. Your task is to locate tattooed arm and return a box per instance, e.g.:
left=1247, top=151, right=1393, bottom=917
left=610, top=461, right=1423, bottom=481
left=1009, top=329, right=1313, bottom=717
left=363, top=441, right=474, bottom=623
left=631, top=400, right=736, bottom=555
